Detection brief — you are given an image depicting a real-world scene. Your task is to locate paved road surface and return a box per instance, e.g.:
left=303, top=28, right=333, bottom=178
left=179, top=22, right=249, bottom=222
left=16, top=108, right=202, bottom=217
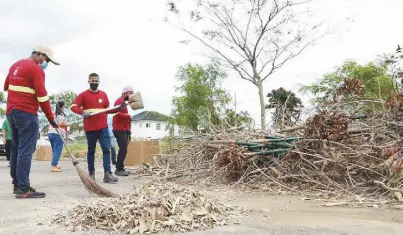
left=0, top=159, right=402, bottom=235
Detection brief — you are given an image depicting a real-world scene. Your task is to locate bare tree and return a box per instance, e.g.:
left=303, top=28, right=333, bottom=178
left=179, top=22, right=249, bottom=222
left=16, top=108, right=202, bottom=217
left=166, top=0, right=325, bottom=130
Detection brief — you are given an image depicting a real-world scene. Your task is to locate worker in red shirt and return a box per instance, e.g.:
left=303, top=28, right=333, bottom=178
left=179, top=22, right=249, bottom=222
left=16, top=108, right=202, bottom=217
left=4, top=45, right=60, bottom=199
left=113, top=85, right=134, bottom=176
left=71, top=73, right=124, bottom=183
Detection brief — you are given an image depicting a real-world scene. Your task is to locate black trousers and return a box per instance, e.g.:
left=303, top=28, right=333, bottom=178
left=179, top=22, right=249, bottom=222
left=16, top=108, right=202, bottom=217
left=5, top=140, right=11, bottom=161
left=113, top=131, right=130, bottom=170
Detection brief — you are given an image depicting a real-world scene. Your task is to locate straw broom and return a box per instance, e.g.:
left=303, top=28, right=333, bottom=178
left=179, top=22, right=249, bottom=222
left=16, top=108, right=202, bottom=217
left=55, top=128, right=117, bottom=197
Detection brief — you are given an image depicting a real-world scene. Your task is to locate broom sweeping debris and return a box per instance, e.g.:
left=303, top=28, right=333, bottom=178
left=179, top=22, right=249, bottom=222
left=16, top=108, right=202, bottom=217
left=53, top=182, right=244, bottom=234
left=56, top=128, right=116, bottom=197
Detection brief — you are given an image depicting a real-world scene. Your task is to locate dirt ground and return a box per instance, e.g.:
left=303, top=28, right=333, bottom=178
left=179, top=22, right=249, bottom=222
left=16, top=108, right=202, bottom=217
left=1, top=159, right=403, bottom=235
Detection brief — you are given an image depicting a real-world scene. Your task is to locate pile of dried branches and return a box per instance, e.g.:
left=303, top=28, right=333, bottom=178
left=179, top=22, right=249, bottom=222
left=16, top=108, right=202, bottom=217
left=304, top=110, right=349, bottom=142
left=275, top=114, right=403, bottom=199
left=131, top=102, right=403, bottom=202
left=53, top=183, right=243, bottom=234
left=386, top=92, right=403, bottom=121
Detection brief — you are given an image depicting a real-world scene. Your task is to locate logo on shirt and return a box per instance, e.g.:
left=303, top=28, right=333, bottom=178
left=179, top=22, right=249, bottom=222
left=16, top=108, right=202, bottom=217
left=98, top=99, right=103, bottom=104
left=13, top=69, right=18, bottom=76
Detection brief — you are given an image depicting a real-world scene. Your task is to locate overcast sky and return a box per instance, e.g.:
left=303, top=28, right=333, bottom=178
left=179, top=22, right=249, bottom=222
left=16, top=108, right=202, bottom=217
left=0, top=0, right=401, bottom=126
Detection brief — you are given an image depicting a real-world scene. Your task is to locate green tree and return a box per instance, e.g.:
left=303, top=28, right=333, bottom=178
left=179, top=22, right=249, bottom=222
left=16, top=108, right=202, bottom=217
left=0, top=92, right=6, bottom=118
left=223, top=109, right=252, bottom=128
left=300, top=61, right=395, bottom=112
left=266, top=87, right=303, bottom=128
left=166, top=0, right=324, bottom=130
left=168, top=63, right=231, bottom=132
left=38, top=91, right=81, bottom=134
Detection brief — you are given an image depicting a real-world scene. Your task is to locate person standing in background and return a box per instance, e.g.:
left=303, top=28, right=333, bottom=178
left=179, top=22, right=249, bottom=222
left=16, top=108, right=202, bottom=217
left=2, top=118, right=12, bottom=167
left=71, top=73, right=123, bottom=183
left=113, top=86, right=134, bottom=176
left=107, top=115, right=117, bottom=165
left=48, top=101, right=70, bottom=172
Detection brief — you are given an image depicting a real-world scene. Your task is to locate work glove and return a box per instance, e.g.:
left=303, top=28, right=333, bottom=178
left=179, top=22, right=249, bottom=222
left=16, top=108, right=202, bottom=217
left=82, top=110, right=91, bottom=119
left=49, top=120, right=58, bottom=129
left=117, top=102, right=127, bottom=111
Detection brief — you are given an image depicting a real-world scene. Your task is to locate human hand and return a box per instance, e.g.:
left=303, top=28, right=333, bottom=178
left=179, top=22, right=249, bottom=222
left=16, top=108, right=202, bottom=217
left=82, top=110, right=91, bottom=119
left=49, top=120, right=58, bottom=129
left=117, top=102, right=127, bottom=111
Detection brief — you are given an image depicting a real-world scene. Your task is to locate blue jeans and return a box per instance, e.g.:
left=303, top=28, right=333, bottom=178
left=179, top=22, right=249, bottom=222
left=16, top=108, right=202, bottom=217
left=48, top=133, right=63, bottom=167
left=7, top=109, right=39, bottom=190
left=85, top=128, right=111, bottom=173
left=110, top=135, right=117, bottom=161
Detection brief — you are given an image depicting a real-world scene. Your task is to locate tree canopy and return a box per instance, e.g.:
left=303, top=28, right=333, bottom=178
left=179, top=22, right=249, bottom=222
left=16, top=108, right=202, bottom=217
left=300, top=60, right=395, bottom=113
left=166, top=0, right=324, bottom=130
left=266, top=87, right=303, bottom=128
left=168, top=63, right=230, bottom=132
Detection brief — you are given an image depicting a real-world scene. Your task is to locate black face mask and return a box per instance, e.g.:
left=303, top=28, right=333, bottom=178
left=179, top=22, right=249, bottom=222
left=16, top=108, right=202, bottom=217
left=90, top=83, right=99, bottom=91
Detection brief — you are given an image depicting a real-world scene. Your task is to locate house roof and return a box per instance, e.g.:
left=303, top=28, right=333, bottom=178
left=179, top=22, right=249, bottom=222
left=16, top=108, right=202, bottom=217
left=132, top=111, right=170, bottom=122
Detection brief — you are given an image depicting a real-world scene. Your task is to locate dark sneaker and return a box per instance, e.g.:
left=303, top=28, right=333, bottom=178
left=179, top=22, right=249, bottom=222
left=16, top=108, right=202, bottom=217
left=115, top=169, right=129, bottom=176
left=89, top=172, right=95, bottom=181
left=15, top=187, right=45, bottom=199
left=13, top=185, right=19, bottom=194
left=103, top=172, right=119, bottom=183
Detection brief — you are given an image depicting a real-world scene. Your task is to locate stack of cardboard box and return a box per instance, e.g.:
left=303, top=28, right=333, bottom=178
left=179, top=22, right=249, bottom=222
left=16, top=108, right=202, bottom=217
left=124, top=140, right=159, bottom=166
left=35, top=146, right=53, bottom=161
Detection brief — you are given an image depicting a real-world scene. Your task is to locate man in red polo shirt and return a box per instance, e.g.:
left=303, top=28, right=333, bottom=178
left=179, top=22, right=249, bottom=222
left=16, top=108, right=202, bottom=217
left=113, top=85, right=134, bottom=176
left=4, top=45, right=59, bottom=199
left=71, top=73, right=123, bottom=183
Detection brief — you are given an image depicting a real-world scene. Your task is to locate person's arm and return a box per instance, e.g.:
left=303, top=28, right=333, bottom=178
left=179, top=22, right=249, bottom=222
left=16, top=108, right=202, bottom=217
left=2, top=129, right=6, bottom=144
left=55, top=115, right=64, bottom=126
left=105, top=93, right=127, bottom=114
left=32, top=68, right=54, bottom=122
left=58, top=116, right=71, bottom=127
left=114, top=98, right=131, bottom=119
left=4, top=73, right=9, bottom=91
left=105, top=93, right=119, bottom=114
left=71, top=93, right=84, bottom=115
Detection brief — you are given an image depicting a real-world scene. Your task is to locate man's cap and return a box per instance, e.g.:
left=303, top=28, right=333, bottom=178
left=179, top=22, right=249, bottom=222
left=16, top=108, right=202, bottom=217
left=122, top=85, right=134, bottom=94
left=33, top=45, right=60, bottom=65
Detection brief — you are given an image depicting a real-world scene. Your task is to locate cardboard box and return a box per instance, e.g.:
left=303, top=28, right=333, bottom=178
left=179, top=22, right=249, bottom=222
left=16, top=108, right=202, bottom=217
left=35, top=146, right=53, bottom=161
left=124, top=140, right=159, bottom=166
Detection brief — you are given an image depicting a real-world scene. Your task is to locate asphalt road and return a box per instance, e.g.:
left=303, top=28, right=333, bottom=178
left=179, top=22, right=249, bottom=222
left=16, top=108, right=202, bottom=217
left=0, top=159, right=402, bottom=235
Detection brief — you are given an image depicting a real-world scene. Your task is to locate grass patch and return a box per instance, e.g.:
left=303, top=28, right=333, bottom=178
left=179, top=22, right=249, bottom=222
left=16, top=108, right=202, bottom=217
left=62, top=140, right=102, bottom=159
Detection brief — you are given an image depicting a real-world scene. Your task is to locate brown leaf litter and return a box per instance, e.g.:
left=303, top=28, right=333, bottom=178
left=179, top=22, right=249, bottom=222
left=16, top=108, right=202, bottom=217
left=53, top=183, right=245, bottom=234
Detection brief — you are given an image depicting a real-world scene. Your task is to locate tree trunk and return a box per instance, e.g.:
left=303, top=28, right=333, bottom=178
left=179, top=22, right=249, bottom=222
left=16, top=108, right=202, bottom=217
left=257, top=81, right=266, bottom=130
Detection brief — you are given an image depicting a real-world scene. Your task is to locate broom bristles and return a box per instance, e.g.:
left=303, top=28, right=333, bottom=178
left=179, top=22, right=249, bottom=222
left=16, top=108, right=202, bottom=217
left=74, top=164, right=117, bottom=198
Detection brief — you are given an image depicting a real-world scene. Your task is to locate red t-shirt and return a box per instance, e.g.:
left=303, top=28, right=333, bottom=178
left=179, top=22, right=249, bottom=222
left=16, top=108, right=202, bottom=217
left=71, top=90, right=110, bottom=132
left=112, top=97, right=131, bottom=131
left=3, top=59, right=54, bottom=121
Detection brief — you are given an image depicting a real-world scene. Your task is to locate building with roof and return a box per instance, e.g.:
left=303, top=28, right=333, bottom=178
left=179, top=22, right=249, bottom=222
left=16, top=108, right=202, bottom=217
left=130, top=111, right=170, bottom=139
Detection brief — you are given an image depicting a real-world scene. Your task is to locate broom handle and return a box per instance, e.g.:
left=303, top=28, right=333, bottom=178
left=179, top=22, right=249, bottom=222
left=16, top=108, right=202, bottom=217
left=55, top=127, right=77, bottom=163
